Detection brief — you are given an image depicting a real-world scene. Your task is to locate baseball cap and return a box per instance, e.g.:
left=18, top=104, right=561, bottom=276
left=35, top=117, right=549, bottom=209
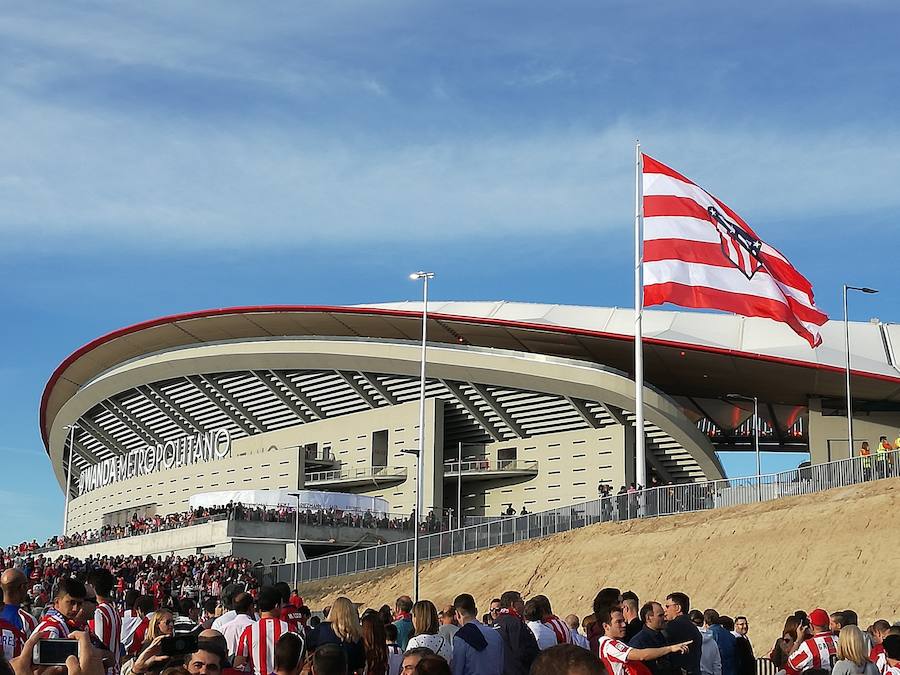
left=809, top=608, right=830, bottom=628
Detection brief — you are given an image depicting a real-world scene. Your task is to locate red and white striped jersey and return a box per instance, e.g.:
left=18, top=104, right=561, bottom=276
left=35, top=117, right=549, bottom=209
left=787, top=633, right=837, bottom=673
left=18, top=609, right=37, bottom=636
left=33, top=614, right=73, bottom=640
left=597, top=635, right=632, bottom=675
left=542, top=616, right=573, bottom=645
left=0, top=618, right=25, bottom=660
left=882, top=663, right=900, bottom=675
left=236, top=618, right=297, bottom=675
left=91, top=602, right=122, bottom=675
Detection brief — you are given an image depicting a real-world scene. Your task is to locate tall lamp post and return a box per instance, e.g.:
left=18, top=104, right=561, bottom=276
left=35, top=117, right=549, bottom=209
left=288, top=491, right=302, bottom=590
left=409, top=271, right=434, bottom=602
left=843, top=285, right=878, bottom=459
left=726, top=394, right=760, bottom=502
left=62, top=423, right=78, bottom=534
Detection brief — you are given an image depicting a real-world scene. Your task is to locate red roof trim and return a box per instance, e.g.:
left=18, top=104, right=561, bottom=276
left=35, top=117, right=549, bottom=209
left=40, top=304, right=900, bottom=449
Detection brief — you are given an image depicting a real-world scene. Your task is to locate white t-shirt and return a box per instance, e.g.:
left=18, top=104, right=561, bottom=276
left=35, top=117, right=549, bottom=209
left=212, top=610, right=237, bottom=632
left=526, top=621, right=558, bottom=651
left=597, top=635, right=633, bottom=675
left=406, top=633, right=453, bottom=663
left=222, top=614, right=255, bottom=659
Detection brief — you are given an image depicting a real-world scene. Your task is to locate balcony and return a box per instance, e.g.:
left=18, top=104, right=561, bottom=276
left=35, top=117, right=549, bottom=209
left=304, top=466, right=408, bottom=488
left=443, top=460, right=539, bottom=482
left=303, top=447, right=340, bottom=471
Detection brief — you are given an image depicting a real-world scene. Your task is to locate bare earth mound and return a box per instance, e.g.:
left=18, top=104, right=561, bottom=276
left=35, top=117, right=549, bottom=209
left=298, top=478, right=899, bottom=653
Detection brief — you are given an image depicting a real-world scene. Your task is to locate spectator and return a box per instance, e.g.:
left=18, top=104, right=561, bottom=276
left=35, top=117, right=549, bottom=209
left=212, top=584, right=245, bottom=633
left=564, top=615, right=591, bottom=651
left=787, top=609, right=837, bottom=675
left=629, top=602, right=672, bottom=675
left=201, top=598, right=219, bottom=630
left=438, top=605, right=460, bottom=647
left=595, top=605, right=691, bottom=675
left=704, top=610, right=736, bottom=675
left=532, top=595, right=572, bottom=646
left=883, top=636, right=900, bottom=675
left=87, top=568, right=122, bottom=675
left=306, top=597, right=364, bottom=673
left=493, top=590, right=539, bottom=675
left=869, top=620, right=892, bottom=673
left=274, top=583, right=303, bottom=635
left=273, top=633, right=304, bottom=675
left=34, top=578, right=87, bottom=639
left=831, top=613, right=848, bottom=638
left=482, top=600, right=501, bottom=628
left=832, top=626, right=878, bottom=675
left=394, top=596, right=415, bottom=651
left=689, top=610, right=721, bottom=675
left=407, top=600, right=453, bottom=663
left=415, top=655, right=452, bottom=675
left=523, top=599, right=556, bottom=651
left=184, top=639, right=227, bottom=675
left=0, top=569, right=36, bottom=637
left=310, top=643, right=348, bottom=675
left=403, top=647, right=436, bottom=674
left=721, top=616, right=754, bottom=675
left=361, top=613, right=389, bottom=675
left=450, top=593, right=503, bottom=675
left=222, top=592, right=255, bottom=660
left=128, top=596, right=157, bottom=657
left=663, top=593, right=702, bottom=675
left=234, top=586, right=295, bottom=675
left=589, top=588, right=622, bottom=654
left=622, top=592, right=642, bottom=643
left=385, top=623, right=404, bottom=675
left=530, top=644, right=605, bottom=675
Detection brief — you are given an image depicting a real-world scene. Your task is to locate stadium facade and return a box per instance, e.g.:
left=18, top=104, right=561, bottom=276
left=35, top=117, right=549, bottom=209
left=41, top=302, right=900, bottom=550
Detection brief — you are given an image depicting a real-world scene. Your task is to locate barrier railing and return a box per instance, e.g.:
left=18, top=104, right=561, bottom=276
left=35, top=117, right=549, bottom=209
left=305, top=466, right=408, bottom=483
left=444, top=460, right=539, bottom=474
left=240, top=448, right=900, bottom=586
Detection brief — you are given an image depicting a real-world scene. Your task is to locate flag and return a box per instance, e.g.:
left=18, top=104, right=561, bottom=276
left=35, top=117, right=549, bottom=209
left=641, top=154, right=828, bottom=347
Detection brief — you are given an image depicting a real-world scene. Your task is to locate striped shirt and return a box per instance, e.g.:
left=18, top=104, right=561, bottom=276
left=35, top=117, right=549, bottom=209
left=788, top=633, right=837, bottom=673
left=91, top=602, right=122, bottom=675
left=33, top=614, right=73, bottom=640
left=18, top=609, right=37, bottom=636
left=236, top=618, right=297, bottom=675
left=0, top=618, right=25, bottom=660
left=597, top=635, right=633, bottom=675
left=543, top=616, right=573, bottom=645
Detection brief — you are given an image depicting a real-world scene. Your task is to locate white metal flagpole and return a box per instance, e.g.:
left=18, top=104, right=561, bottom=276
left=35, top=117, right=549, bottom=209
left=634, top=141, right=646, bottom=490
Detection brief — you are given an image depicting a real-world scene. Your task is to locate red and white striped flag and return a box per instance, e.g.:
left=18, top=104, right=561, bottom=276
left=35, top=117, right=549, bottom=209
left=642, top=154, right=828, bottom=347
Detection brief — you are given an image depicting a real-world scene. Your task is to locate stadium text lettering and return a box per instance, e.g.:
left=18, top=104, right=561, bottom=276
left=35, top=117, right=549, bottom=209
left=77, top=428, right=231, bottom=496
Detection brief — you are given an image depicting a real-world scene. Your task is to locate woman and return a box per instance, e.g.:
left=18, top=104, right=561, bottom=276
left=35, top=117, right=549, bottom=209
left=405, top=601, right=452, bottom=663
left=307, top=596, right=365, bottom=672
left=141, top=610, right=175, bottom=652
left=361, top=614, right=389, bottom=675
left=770, top=615, right=801, bottom=671
left=832, top=626, right=879, bottom=675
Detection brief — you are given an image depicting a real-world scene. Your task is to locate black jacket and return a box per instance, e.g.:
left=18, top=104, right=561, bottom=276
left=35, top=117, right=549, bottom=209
left=734, top=635, right=756, bottom=675
left=306, top=621, right=365, bottom=672
left=663, top=615, right=703, bottom=675
left=493, top=613, right=539, bottom=675
left=630, top=627, right=675, bottom=675
left=625, top=618, right=644, bottom=643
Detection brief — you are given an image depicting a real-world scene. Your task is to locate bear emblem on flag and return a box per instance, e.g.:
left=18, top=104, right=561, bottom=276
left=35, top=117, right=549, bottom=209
left=707, top=205, right=763, bottom=280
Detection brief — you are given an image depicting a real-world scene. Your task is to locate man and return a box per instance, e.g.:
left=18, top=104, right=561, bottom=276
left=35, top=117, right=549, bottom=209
left=596, top=605, right=692, bottom=675
left=120, top=590, right=143, bottom=652
left=663, top=593, right=702, bottom=675
left=184, top=639, right=227, bottom=675
left=222, top=592, right=256, bottom=659
left=493, top=590, right=539, bottom=675
left=402, top=647, right=437, bottom=674
left=201, top=597, right=220, bottom=630
left=728, top=617, right=754, bottom=675
left=629, top=602, right=671, bottom=675
left=829, top=612, right=847, bottom=637
left=311, top=643, right=349, bottom=675
left=212, top=583, right=245, bottom=632
left=869, top=620, right=892, bottom=673
left=33, top=577, right=86, bottom=639
left=690, top=611, right=720, bottom=675
left=786, top=608, right=837, bottom=674
left=483, top=599, right=502, bottom=628
left=589, top=588, right=623, bottom=655
left=127, top=596, right=156, bottom=657
left=87, top=569, right=122, bottom=675
left=1, top=569, right=37, bottom=637
left=882, top=635, right=900, bottom=675
left=451, top=593, right=503, bottom=675
left=524, top=599, right=557, bottom=651
left=565, top=616, right=591, bottom=650
left=439, top=605, right=460, bottom=646
left=533, top=595, right=572, bottom=646
left=235, top=586, right=298, bottom=675
left=704, top=610, right=735, bottom=675
left=622, top=593, right=642, bottom=644
left=393, top=595, right=414, bottom=650
left=531, top=644, right=606, bottom=675
left=275, top=583, right=304, bottom=634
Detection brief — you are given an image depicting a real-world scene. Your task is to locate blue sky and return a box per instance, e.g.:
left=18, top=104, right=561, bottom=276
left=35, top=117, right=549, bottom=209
left=1, top=1, right=898, bottom=546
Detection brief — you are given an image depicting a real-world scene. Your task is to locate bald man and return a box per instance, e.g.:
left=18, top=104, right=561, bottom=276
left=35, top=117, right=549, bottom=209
left=1, top=569, right=37, bottom=636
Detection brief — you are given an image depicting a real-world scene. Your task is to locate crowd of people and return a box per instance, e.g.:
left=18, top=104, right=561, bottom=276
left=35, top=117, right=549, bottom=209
left=0, top=551, right=898, bottom=675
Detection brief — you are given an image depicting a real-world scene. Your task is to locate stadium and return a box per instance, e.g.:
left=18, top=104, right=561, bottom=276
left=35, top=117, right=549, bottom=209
left=40, top=301, right=900, bottom=562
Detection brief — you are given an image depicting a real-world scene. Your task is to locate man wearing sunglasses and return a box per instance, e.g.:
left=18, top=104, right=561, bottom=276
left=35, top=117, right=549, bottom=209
left=482, top=600, right=501, bottom=628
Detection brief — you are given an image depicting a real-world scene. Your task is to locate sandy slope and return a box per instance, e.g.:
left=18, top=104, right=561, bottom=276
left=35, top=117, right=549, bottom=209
left=297, top=478, right=899, bottom=654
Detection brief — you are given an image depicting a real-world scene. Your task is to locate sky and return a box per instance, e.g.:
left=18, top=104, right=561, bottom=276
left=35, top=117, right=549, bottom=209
left=1, top=1, right=898, bottom=546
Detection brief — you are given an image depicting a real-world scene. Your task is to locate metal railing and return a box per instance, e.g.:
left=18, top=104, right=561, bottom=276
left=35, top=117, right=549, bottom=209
left=305, top=466, right=408, bottom=483
left=444, top=460, right=539, bottom=474
left=268, top=448, right=899, bottom=586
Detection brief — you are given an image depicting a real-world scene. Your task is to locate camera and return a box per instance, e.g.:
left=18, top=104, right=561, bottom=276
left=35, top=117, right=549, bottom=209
left=33, top=639, right=80, bottom=666
left=161, top=634, right=199, bottom=656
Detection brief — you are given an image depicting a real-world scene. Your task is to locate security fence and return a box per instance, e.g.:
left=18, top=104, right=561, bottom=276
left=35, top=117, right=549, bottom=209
left=267, top=447, right=898, bottom=586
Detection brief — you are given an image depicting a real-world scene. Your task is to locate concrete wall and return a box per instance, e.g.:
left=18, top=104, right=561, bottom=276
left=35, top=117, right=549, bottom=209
left=808, top=398, right=900, bottom=463
left=47, top=520, right=232, bottom=559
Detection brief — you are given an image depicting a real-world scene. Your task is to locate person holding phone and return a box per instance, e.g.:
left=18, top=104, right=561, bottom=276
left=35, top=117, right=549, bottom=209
left=33, top=579, right=87, bottom=641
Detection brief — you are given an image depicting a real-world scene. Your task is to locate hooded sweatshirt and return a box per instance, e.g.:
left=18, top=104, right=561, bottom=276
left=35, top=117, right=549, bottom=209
left=452, top=619, right=504, bottom=675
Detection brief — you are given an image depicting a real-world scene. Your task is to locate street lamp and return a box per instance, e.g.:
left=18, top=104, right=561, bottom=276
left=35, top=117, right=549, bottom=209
left=726, top=394, right=760, bottom=502
left=287, top=491, right=302, bottom=591
left=62, top=423, right=78, bottom=534
left=843, top=285, right=878, bottom=459
left=400, top=447, right=421, bottom=601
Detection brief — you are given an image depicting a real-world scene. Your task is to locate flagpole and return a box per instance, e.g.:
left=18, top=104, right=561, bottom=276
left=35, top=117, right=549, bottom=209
left=634, top=141, right=646, bottom=490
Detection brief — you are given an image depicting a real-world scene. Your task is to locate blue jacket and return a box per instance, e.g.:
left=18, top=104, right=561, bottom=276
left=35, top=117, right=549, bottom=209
left=709, top=624, right=736, bottom=675
left=452, top=619, right=504, bottom=675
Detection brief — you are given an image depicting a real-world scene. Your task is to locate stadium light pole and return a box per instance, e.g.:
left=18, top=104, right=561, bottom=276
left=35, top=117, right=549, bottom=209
left=62, top=423, right=78, bottom=534
left=726, top=394, right=760, bottom=501
left=409, top=270, right=434, bottom=602
left=843, top=285, right=878, bottom=459
left=288, top=491, right=302, bottom=591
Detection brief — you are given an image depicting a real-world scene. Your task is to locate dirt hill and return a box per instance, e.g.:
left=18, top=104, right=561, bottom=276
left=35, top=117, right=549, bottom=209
left=298, top=478, right=899, bottom=654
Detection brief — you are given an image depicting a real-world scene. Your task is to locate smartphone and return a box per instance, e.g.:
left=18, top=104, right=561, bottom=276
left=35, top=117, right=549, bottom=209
left=160, top=634, right=199, bottom=656
left=33, top=639, right=80, bottom=666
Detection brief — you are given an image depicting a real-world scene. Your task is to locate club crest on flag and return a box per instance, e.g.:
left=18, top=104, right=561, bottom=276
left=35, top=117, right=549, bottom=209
left=707, top=205, right=763, bottom=280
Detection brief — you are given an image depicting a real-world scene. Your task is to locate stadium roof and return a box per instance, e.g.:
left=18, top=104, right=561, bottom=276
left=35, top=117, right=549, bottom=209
left=42, top=301, right=900, bottom=454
